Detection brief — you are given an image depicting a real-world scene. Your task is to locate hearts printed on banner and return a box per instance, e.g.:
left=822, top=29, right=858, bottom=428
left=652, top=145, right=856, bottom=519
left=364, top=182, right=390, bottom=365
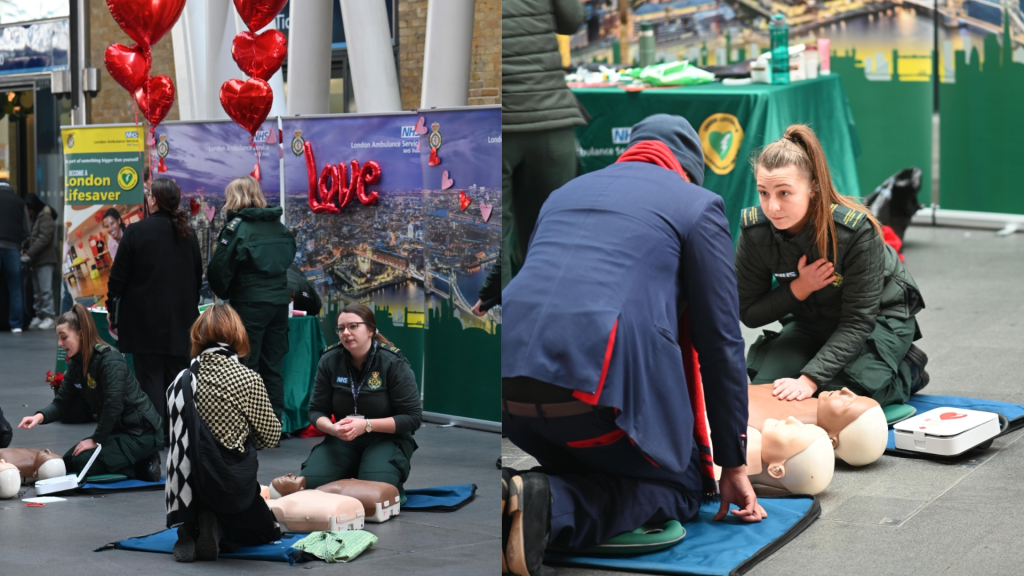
left=93, top=212, right=104, bottom=223
left=939, top=412, right=968, bottom=420
left=103, top=43, right=151, bottom=93
left=459, top=190, right=471, bottom=211
left=189, top=198, right=200, bottom=216
left=204, top=205, right=216, bottom=222
left=480, top=202, right=493, bottom=222
left=429, top=146, right=440, bottom=166
left=220, top=78, right=274, bottom=136
left=441, top=170, right=453, bottom=190
left=232, top=0, right=288, bottom=33
left=77, top=242, right=83, bottom=249
left=414, top=116, right=427, bottom=135
left=232, top=29, right=287, bottom=81
left=75, top=230, right=82, bottom=238
left=134, top=75, right=176, bottom=128
left=106, top=0, right=187, bottom=48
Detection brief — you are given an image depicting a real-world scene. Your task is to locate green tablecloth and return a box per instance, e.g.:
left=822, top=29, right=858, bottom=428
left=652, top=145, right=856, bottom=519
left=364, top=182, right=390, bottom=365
left=572, top=74, right=861, bottom=239
left=59, top=312, right=326, bottom=434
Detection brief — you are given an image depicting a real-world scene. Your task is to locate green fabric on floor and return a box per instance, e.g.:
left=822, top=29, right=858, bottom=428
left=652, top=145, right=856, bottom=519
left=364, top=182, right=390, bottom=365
left=292, top=530, right=378, bottom=563
left=883, top=404, right=917, bottom=426
left=549, top=521, right=686, bottom=556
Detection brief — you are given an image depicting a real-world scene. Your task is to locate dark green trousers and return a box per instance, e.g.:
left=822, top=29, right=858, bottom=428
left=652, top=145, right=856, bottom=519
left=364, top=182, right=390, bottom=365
left=300, top=433, right=417, bottom=501
left=746, top=315, right=916, bottom=407
left=502, top=127, right=579, bottom=287
left=234, top=302, right=289, bottom=421
left=63, top=430, right=161, bottom=478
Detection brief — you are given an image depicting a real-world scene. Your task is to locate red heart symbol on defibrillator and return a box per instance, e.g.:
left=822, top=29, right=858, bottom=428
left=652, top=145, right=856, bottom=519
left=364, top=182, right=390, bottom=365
left=939, top=412, right=967, bottom=420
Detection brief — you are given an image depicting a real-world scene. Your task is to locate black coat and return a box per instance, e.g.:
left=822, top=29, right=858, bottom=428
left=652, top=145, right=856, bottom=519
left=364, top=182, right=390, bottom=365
left=107, top=211, right=202, bottom=356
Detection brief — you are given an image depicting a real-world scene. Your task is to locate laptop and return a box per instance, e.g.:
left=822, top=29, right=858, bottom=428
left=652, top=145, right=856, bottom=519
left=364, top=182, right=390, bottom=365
left=34, top=443, right=102, bottom=495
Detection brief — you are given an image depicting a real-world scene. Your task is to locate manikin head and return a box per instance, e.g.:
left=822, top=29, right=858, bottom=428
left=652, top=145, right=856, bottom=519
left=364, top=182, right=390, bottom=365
left=756, top=417, right=835, bottom=495
left=817, top=388, right=888, bottom=466
left=0, top=460, right=18, bottom=499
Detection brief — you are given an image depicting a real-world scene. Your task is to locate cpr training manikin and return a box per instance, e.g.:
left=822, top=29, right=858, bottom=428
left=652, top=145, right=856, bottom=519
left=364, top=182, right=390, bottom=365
left=0, top=448, right=67, bottom=498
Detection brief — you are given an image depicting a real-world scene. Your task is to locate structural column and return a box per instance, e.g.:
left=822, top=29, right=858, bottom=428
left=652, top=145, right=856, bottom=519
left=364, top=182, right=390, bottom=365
left=339, top=0, right=402, bottom=112
left=420, top=0, right=475, bottom=108
left=286, top=0, right=333, bottom=115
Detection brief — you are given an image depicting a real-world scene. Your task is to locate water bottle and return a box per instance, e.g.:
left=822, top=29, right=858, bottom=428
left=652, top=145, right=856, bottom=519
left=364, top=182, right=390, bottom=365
left=639, top=22, right=655, bottom=67
left=770, top=14, right=790, bottom=84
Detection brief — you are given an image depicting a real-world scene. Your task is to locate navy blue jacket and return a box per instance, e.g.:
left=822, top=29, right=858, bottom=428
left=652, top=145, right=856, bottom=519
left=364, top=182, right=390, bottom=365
left=502, top=161, right=749, bottom=473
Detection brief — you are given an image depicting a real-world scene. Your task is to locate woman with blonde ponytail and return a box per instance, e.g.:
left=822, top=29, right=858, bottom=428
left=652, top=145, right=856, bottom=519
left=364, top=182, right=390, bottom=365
left=734, top=124, right=929, bottom=408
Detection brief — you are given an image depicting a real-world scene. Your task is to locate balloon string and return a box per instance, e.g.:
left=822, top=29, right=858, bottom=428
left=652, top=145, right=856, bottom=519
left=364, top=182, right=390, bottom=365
left=133, top=100, right=142, bottom=159
left=250, top=135, right=261, bottom=180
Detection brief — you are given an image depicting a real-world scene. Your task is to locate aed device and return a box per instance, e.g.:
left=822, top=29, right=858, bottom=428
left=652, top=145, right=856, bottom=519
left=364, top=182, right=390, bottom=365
left=894, top=408, right=1000, bottom=456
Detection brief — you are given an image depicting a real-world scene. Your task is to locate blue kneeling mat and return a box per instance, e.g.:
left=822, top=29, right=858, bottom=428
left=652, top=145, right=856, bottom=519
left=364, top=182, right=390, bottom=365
left=404, top=484, right=476, bottom=511
left=884, top=394, right=1024, bottom=460
left=97, top=529, right=307, bottom=564
left=78, top=477, right=165, bottom=493
left=545, top=495, right=819, bottom=576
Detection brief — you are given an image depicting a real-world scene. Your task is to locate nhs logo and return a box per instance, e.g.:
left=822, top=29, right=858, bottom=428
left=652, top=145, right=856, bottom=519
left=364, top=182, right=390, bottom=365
left=611, top=127, right=632, bottom=144
left=125, top=131, right=139, bottom=138
left=253, top=129, right=270, bottom=143
left=401, top=126, right=419, bottom=138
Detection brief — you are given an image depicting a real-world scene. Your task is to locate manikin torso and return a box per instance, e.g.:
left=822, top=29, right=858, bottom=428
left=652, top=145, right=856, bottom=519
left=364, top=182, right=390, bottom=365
left=268, top=490, right=366, bottom=532
left=747, top=385, right=888, bottom=466
left=0, top=448, right=66, bottom=483
left=746, top=418, right=835, bottom=495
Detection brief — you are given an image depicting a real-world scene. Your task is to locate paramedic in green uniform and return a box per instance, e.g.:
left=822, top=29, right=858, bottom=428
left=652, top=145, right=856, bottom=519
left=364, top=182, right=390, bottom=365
left=18, top=304, right=163, bottom=480
left=207, top=176, right=297, bottom=426
left=735, top=125, right=929, bottom=408
left=299, top=304, right=422, bottom=500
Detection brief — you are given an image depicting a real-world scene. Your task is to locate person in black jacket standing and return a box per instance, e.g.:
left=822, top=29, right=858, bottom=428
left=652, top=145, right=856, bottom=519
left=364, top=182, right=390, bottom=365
left=107, top=178, right=202, bottom=445
left=0, top=180, right=30, bottom=333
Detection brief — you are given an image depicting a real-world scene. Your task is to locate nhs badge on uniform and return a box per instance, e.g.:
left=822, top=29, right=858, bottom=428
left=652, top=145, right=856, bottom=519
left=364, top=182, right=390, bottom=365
left=74, top=382, right=83, bottom=389
left=774, top=271, right=798, bottom=279
left=336, top=376, right=349, bottom=384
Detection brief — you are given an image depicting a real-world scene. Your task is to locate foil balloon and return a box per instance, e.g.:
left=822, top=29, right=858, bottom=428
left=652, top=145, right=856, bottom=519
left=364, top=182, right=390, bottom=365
left=103, top=43, right=151, bottom=93
left=233, top=0, right=289, bottom=33
left=106, top=0, right=187, bottom=48
left=316, top=164, right=341, bottom=214
left=133, top=75, right=176, bottom=128
left=336, top=162, right=354, bottom=209
left=357, top=161, right=381, bottom=206
left=304, top=141, right=339, bottom=214
left=220, top=78, right=274, bottom=136
left=231, top=30, right=287, bottom=81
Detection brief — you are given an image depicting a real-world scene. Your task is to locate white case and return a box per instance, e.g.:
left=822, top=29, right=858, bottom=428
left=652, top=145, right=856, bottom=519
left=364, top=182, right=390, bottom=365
left=35, top=444, right=102, bottom=495
left=894, top=408, right=1000, bottom=456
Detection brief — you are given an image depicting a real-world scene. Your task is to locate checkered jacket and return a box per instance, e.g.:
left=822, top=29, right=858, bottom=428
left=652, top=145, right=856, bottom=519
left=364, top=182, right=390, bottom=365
left=195, top=352, right=281, bottom=451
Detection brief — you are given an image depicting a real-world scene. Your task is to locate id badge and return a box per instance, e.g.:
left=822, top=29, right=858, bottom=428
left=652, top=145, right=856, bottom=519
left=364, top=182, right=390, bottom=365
left=347, top=414, right=365, bottom=420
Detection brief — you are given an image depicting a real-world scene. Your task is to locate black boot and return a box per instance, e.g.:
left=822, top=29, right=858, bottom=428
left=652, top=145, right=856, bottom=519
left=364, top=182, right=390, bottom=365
left=196, top=508, right=221, bottom=561
left=0, top=405, right=12, bottom=449
left=172, top=522, right=196, bottom=563
left=505, top=471, right=557, bottom=576
left=905, top=344, right=930, bottom=395
left=135, top=452, right=161, bottom=483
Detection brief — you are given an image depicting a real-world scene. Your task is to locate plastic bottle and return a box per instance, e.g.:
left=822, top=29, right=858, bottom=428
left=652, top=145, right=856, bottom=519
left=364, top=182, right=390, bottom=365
left=639, top=22, right=656, bottom=67
left=770, top=14, right=790, bottom=84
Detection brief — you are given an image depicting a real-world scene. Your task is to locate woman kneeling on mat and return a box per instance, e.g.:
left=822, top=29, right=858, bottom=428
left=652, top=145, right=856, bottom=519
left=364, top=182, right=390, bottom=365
left=300, top=304, right=422, bottom=500
left=735, top=124, right=928, bottom=408
left=18, top=304, right=163, bottom=480
left=166, top=304, right=281, bottom=562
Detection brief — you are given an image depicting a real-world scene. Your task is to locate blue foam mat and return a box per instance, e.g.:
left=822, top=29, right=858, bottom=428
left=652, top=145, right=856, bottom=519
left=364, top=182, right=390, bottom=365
left=545, top=496, right=819, bottom=576
left=79, top=477, right=165, bottom=491
left=885, top=395, right=1024, bottom=453
left=404, top=484, right=476, bottom=510
left=104, top=529, right=306, bottom=564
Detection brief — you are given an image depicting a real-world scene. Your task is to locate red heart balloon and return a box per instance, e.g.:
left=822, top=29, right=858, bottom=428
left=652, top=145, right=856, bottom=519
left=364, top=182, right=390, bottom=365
left=429, top=146, right=441, bottom=166
left=189, top=198, right=200, bottom=216
left=220, top=78, right=274, bottom=136
left=134, top=75, right=176, bottom=128
left=231, top=29, right=287, bottom=81
left=104, top=43, right=151, bottom=93
left=106, top=0, right=187, bottom=48
left=939, top=412, right=968, bottom=420
left=233, top=0, right=288, bottom=32
left=459, top=190, right=471, bottom=211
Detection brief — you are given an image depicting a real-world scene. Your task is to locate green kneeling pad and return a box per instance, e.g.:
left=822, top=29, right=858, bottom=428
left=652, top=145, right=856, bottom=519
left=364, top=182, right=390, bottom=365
left=883, top=404, right=917, bottom=427
left=547, top=521, right=685, bottom=556
left=85, top=474, right=129, bottom=484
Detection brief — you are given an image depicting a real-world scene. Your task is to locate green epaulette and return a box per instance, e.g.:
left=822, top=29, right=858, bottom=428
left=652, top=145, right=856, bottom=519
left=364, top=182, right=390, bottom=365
left=739, top=206, right=768, bottom=228
left=380, top=343, right=401, bottom=355
left=94, top=342, right=111, bottom=353
left=830, top=203, right=870, bottom=230
left=224, top=217, right=243, bottom=234
left=322, top=342, right=343, bottom=355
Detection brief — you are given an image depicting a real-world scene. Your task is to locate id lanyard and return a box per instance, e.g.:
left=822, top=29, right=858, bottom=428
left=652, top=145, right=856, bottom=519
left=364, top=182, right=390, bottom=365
left=350, top=341, right=378, bottom=416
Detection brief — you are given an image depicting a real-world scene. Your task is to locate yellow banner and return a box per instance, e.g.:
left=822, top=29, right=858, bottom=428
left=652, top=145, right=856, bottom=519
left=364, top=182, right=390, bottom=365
left=62, top=125, right=143, bottom=154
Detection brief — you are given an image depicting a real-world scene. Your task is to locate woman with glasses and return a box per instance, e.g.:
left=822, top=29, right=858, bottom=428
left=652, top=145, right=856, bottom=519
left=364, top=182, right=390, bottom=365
left=297, top=304, right=422, bottom=501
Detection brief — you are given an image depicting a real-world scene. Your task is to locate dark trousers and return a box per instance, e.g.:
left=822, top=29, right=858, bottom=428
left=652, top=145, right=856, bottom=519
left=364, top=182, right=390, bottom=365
left=502, top=128, right=578, bottom=286
left=64, top=430, right=161, bottom=478
left=0, top=248, right=23, bottom=330
left=502, top=395, right=702, bottom=551
left=300, top=433, right=417, bottom=501
left=134, top=354, right=189, bottom=442
left=197, top=487, right=281, bottom=551
left=233, top=302, right=289, bottom=421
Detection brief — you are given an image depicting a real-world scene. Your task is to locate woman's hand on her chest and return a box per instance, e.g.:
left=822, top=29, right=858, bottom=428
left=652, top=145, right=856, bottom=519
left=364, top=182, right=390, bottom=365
left=789, top=255, right=836, bottom=301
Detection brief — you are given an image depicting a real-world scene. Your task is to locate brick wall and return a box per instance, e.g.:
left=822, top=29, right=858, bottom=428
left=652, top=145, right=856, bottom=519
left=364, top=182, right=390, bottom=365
left=397, top=0, right=501, bottom=110
left=88, top=3, right=180, bottom=125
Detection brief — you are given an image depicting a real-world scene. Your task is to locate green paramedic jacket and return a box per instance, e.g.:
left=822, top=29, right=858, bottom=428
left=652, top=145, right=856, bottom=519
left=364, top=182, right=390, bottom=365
left=208, top=206, right=297, bottom=306
left=734, top=203, right=925, bottom=387
left=38, top=343, right=163, bottom=444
